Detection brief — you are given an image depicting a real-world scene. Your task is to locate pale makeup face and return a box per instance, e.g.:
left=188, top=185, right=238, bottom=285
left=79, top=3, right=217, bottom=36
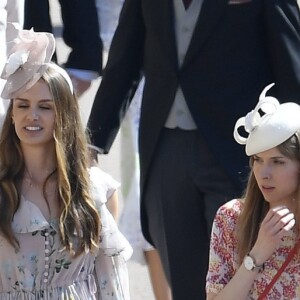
left=253, top=147, right=300, bottom=208
left=12, top=80, right=56, bottom=149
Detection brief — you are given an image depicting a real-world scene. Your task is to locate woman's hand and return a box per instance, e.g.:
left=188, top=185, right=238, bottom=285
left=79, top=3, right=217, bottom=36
left=250, top=206, right=295, bottom=265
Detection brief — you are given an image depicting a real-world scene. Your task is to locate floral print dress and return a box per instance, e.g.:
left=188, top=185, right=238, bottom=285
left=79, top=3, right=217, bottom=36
left=206, top=199, right=300, bottom=300
left=0, top=166, right=132, bottom=299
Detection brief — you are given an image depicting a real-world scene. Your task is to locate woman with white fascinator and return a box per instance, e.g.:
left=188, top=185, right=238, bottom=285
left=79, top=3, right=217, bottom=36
left=206, top=83, right=300, bottom=300
left=0, top=24, right=132, bottom=299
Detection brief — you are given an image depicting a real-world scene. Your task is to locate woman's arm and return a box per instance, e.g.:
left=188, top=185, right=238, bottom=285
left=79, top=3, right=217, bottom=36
left=207, top=262, right=260, bottom=300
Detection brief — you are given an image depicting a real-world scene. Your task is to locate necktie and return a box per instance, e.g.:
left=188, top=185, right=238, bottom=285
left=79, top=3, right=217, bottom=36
left=183, top=0, right=192, bottom=9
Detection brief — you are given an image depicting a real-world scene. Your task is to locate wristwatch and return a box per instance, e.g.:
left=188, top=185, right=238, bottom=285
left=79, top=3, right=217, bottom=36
left=243, top=254, right=264, bottom=272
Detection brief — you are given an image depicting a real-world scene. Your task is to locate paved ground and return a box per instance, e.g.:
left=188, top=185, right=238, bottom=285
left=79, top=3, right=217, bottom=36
left=50, top=1, right=155, bottom=299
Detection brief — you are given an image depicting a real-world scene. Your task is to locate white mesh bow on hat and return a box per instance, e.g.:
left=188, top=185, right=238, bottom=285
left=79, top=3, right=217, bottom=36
left=234, top=83, right=300, bottom=156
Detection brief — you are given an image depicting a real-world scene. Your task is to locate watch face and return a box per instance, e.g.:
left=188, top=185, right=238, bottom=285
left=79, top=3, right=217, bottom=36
left=244, top=256, right=254, bottom=271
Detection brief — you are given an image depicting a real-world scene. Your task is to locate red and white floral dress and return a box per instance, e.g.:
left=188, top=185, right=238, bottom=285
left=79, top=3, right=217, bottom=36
left=206, top=199, right=300, bottom=300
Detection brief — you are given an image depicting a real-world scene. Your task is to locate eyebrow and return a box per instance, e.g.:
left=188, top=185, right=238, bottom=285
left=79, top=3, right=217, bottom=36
left=15, top=98, right=53, bottom=103
left=254, top=154, right=285, bottom=159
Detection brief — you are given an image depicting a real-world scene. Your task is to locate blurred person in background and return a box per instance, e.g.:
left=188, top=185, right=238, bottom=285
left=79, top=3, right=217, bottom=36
left=23, top=0, right=102, bottom=97
left=0, top=0, right=24, bottom=126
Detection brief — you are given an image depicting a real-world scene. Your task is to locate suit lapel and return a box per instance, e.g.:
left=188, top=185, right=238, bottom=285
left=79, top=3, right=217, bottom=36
left=155, top=0, right=179, bottom=70
left=182, top=0, right=228, bottom=68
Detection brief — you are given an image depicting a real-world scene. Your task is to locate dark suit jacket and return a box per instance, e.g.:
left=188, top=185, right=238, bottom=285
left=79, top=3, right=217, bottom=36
left=24, top=0, right=102, bottom=74
left=88, top=0, right=300, bottom=235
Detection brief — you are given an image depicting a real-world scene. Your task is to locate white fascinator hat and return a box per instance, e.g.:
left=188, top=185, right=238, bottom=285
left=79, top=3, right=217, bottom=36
left=234, top=83, right=300, bottom=156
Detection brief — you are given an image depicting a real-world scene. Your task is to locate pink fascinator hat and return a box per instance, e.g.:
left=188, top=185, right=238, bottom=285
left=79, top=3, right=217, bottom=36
left=234, top=83, right=300, bottom=156
left=1, top=23, right=55, bottom=99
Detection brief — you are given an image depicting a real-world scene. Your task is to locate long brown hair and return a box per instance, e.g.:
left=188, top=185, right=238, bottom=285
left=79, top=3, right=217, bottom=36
left=236, top=133, right=300, bottom=264
left=0, top=65, right=101, bottom=256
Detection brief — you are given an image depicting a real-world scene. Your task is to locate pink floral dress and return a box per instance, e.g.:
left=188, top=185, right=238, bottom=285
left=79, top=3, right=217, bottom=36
left=0, top=167, right=132, bottom=299
left=206, top=199, right=300, bottom=300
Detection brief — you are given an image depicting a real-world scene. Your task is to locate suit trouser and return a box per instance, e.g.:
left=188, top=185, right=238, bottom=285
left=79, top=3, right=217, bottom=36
left=143, top=128, right=240, bottom=300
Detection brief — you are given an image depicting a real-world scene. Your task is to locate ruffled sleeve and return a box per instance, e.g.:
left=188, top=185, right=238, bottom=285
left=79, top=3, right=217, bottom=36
left=89, top=167, right=132, bottom=299
left=89, top=166, right=120, bottom=202
left=206, top=199, right=241, bottom=295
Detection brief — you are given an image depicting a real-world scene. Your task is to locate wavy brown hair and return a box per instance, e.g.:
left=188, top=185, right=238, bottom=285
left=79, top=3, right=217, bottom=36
left=0, top=65, right=101, bottom=256
left=236, top=133, right=300, bottom=264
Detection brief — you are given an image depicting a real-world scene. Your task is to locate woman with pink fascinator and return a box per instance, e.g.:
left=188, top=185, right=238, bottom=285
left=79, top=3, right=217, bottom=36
left=206, top=83, right=300, bottom=300
left=0, top=25, right=132, bottom=300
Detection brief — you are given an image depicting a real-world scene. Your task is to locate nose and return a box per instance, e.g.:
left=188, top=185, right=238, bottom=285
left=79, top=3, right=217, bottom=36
left=261, top=165, right=271, bottom=180
left=27, top=109, right=39, bottom=121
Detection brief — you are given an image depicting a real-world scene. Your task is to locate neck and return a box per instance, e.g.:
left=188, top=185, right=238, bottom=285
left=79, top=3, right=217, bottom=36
left=25, top=166, right=57, bottom=186
left=22, top=145, right=57, bottom=182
